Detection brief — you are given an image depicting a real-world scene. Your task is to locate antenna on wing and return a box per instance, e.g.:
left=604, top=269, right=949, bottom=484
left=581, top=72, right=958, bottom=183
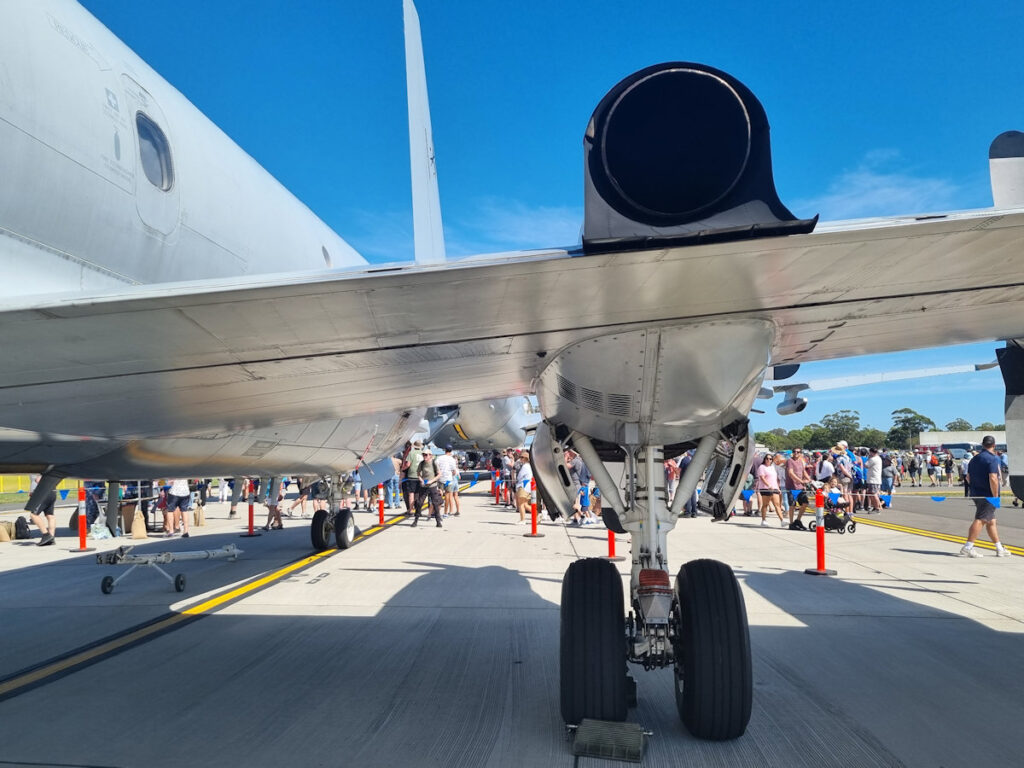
left=404, top=0, right=446, bottom=265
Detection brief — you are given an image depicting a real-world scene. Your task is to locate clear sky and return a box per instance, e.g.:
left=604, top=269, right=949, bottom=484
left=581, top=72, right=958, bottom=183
left=79, top=0, right=1024, bottom=435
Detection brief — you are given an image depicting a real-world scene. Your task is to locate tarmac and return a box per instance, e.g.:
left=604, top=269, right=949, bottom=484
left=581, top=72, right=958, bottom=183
left=0, top=485, right=1020, bottom=767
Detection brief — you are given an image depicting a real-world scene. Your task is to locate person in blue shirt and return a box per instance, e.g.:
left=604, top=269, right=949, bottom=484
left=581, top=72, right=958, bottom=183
left=960, top=435, right=1012, bottom=558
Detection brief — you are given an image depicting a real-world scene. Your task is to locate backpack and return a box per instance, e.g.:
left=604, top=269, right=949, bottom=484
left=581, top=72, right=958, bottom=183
left=930, top=455, right=939, bottom=466
left=14, top=516, right=31, bottom=540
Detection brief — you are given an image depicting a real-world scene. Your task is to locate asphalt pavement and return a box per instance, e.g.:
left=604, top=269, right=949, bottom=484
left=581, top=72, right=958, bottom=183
left=0, top=486, right=1020, bottom=767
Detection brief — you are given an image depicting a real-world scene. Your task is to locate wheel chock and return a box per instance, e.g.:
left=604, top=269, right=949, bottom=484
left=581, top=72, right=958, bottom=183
left=571, top=719, right=649, bottom=763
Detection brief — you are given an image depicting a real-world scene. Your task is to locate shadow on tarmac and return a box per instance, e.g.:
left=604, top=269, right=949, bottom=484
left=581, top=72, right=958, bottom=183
left=1, top=531, right=1022, bottom=767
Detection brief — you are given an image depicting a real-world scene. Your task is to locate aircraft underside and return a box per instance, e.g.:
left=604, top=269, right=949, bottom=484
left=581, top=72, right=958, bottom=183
left=3, top=410, right=422, bottom=488
left=5, top=0, right=1024, bottom=747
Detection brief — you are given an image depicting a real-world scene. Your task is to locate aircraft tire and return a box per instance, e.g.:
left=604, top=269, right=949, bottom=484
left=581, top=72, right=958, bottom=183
left=334, top=507, right=356, bottom=549
left=101, top=575, right=114, bottom=594
left=674, top=558, right=751, bottom=740
left=310, top=509, right=334, bottom=552
left=559, top=557, right=627, bottom=725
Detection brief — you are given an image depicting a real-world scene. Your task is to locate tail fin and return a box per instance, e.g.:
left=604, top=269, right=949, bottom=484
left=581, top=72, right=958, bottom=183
left=403, top=0, right=446, bottom=264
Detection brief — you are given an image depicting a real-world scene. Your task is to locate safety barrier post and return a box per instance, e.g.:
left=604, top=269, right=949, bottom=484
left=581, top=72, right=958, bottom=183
left=523, top=478, right=544, bottom=538
left=378, top=483, right=385, bottom=524
left=75, top=484, right=94, bottom=552
left=493, top=472, right=500, bottom=504
left=805, top=487, right=836, bottom=576
left=240, top=479, right=261, bottom=538
left=603, top=528, right=626, bottom=561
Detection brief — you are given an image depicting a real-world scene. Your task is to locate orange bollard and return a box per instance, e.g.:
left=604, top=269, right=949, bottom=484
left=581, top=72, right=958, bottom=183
left=378, top=483, right=385, bottom=524
left=805, top=487, right=836, bottom=576
left=603, top=527, right=626, bottom=561
left=240, top=479, right=261, bottom=537
left=75, top=485, right=94, bottom=552
left=523, top=478, right=544, bottom=538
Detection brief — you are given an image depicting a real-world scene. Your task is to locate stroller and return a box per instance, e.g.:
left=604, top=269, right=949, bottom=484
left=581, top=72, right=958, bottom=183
left=807, top=484, right=857, bottom=534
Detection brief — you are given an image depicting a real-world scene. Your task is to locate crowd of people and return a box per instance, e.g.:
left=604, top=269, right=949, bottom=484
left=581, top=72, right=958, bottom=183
left=485, top=446, right=606, bottom=526
left=741, top=437, right=1012, bottom=556
left=14, top=434, right=1015, bottom=560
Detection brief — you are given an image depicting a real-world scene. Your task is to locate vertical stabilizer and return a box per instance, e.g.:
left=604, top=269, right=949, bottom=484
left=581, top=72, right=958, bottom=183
left=404, top=0, right=446, bottom=264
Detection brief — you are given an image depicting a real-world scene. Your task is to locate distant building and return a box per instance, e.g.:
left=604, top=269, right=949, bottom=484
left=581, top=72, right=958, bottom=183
left=918, top=430, right=1006, bottom=449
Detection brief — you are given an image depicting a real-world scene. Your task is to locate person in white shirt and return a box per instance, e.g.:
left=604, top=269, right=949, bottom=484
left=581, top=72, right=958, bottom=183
left=816, top=454, right=835, bottom=483
left=167, top=478, right=191, bottom=538
left=515, top=451, right=534, bottom=525
left=865, top=448, right=883, bottom=512
left=436, top=445, right=461, bottom=517
left=960, top=454, right=972, bottom=497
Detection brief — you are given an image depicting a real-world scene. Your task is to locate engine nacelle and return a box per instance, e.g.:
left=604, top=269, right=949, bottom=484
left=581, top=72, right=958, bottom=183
left=582, top=62, right=815, bottom=251
left=777, top=397, right=808, bottom=416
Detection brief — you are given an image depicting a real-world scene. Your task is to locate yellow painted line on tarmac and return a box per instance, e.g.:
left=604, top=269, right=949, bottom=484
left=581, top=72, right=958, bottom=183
left=185, top=510, right=411, bottom=615
left=0, top=508, right=414, bottom=701
left=183, top=547, right=339, bottom=615
left=0, top=613, right=193, bottom=698
left=852, top=516, right=1024, bottom=556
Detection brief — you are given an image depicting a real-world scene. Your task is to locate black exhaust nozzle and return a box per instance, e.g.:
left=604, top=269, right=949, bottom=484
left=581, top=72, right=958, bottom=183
left=583, top=62, right=816, bottom=251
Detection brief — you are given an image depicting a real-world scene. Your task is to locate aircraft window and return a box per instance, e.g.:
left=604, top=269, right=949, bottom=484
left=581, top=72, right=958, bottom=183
left=136, top=112, right=173, bottom=191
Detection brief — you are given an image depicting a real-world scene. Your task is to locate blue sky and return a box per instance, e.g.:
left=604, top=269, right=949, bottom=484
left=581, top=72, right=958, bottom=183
left=80, top=0, right=1023, bottom=433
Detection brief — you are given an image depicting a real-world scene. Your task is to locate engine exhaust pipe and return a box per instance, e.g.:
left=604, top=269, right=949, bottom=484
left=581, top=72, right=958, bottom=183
left=583, top=62, right=816, bottom=250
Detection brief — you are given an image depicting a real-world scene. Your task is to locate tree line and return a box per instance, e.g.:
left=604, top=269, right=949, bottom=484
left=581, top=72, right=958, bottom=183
left=755, top=409, right=1005, bottom=452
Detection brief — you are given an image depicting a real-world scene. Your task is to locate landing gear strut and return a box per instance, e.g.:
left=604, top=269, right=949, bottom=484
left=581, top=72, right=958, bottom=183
left=550, top=422, right=753, bottom=740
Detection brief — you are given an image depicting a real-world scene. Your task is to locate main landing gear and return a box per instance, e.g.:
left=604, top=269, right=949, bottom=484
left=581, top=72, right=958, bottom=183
left=546, top=423, right=753, bottom=740
left=310, top=475, right=357, bottom=552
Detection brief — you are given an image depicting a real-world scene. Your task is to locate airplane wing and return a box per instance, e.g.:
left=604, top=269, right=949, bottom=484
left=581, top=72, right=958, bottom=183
left=3, top=205, right=1023, bottom=441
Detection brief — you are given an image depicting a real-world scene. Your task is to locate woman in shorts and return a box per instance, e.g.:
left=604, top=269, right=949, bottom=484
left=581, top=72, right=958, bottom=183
left=755, top=453, right=785, bottom=528
left=515, top=451, right=534, bottom=524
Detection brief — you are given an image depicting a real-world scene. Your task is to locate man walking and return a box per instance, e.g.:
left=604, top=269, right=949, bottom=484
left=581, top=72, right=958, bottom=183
left=413, top=448, right=443, bottom=528
left=960, top=436, right=1012, bottom=558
